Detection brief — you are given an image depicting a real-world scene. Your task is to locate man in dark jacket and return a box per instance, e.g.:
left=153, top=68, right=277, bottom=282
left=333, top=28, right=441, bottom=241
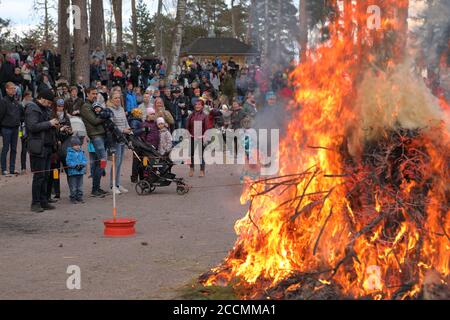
left=0, top=56, right=15, bottom=96
left=0, top=82, right=21, bottom=175
left=80, top=87, right=107, bottom=198
left=25, top=89, right=59, bottom=212
left=65, top=86, right=84, bottom=115
left=170, top=88, right=189, bottom=129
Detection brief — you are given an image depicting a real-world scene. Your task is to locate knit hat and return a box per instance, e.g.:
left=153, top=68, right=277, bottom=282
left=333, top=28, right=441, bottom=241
left=156, top=117, right=166, bottom=125
left=265, top=91, right=276, bottom=101
left=131, top=108, right=143, bottom=118
left=92, top=101, right=103, bottom=111
left=56, top=98, right=65, bottom=106
left=71, top=136, right=81, bottom=147
left=146, top=107, right=156, bottom=115
left=37, top=89, right=55, bottom=102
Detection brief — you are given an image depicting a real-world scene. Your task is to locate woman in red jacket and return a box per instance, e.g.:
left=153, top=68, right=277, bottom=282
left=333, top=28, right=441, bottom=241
left=186, top=99, right=210, bottom=177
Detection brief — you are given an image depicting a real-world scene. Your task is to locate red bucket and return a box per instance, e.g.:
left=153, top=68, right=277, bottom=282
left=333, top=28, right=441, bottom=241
left=103, top=218, right=137, bottom=237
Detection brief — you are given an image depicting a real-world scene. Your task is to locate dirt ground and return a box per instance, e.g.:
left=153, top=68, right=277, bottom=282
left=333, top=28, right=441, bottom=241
left=0, top=144, right=246, bottom=299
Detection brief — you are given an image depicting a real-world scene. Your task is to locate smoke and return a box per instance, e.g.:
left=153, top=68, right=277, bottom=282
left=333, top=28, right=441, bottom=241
left=348, top=59, right=450, bottom=158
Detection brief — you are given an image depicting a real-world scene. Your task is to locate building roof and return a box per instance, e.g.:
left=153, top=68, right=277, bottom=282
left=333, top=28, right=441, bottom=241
left=181, top=37, right=259, bottom=56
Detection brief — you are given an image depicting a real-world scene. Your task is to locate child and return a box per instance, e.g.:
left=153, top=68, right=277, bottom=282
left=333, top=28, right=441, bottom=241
left=66, top=136, right=88, bottom=204
left=157, top=117, right=173, bottom=155
left=221, top=104, right=232, bottom=129
left=140, top=108, right=160, bottom=149
left=129, top=108, right=144, bottom=183
left=240, top=117, right=260, bottom=184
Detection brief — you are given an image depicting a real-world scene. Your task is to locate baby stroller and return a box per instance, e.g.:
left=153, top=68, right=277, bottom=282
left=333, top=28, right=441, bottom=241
left=126, top=134, right=190, bottom=196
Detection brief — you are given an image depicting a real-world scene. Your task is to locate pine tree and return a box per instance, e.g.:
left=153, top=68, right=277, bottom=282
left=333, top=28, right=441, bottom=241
left=137, top=0, right=155, bottom=56
left=129, top=0, right=155, bottom=56
left=0, top=18, right=12, bottom=51
left=252, top=0, right=298, bottom=65
left=33, top=0, right=57, bottom=48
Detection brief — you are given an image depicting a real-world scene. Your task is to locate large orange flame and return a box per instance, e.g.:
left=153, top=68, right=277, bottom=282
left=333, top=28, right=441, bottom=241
left=203, top=0, right=449, bottom=299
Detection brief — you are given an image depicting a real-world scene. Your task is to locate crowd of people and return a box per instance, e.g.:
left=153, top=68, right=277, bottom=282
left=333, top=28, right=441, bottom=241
left=0, top=45, right=294, bottom=213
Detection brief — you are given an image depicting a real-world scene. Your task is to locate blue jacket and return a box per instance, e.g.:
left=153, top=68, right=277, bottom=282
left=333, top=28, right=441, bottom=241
left=125, top=91, right=138, bottom=113
left=66, top=147, right=88, bottom=176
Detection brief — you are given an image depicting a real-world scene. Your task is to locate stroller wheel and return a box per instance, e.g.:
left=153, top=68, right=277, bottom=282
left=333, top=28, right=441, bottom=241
left=136, top=181, right=153, bottom=195
left=176, top=184, right=189, bottom=195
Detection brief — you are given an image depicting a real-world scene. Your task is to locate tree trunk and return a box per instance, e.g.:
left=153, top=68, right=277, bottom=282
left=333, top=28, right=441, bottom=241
left=298, top=0, right=308, bottom=62
left=112, top=0, right=123, bottom=53
left=44, top=0, right=50, bottom=47
left=155, top=0, right=163, bottom=58
left=246, top=0, right=255, bottom=44
left=107, top=0, right=113, bottom=51
left=274, top=0, right=282, bottom=63
left=90, top=0, right=105, bottom=52
left=58, top=0, right=71, bottom=82
left=167, top=0, right=187, bottom=79
left=73, top=0, right=90, bottom=86
left=231, top=0, right=237, bottom=38
left=131, top=0, right=138, bottom=55
left=262, top=0, right=269, bottom=64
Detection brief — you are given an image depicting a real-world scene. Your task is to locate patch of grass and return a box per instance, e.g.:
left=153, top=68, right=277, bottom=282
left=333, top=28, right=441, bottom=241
left=176, top=280, right=238, bottom=300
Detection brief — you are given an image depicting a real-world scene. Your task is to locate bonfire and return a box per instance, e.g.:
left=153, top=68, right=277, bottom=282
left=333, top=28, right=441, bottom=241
left=200, top=0, right=449, bottom=300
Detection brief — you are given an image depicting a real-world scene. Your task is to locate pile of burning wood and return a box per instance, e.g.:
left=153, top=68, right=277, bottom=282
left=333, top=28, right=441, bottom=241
left=200, top=0, right=449, bottom=300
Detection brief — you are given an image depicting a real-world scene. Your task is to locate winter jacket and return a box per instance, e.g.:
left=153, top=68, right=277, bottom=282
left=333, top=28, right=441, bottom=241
left=170, top=96, right=189, bottom=121
left=65, top=96, right=84, bottom=115
left=0, top=95, right=21, bottom=128
left=125, top=91, right=138, bottom=113
left=140, top=120, right=160, bottom=149
left=21, top=64, right=32, bottom=81
left=187, top=110, right=210, bottom=138
left=129, top=116, right=144, bottom=136
left=69, top=116, right=87, bottom=138
left=66, top=147, right=88, bottom=176
left=108, top=105, right=130, bottom=132
left=80, top=100, right=106, bottom=138
left=24, top=100, right=56, bottom=157
left=208, top=108, right=224, bottom=129
left=156, top=107, right=175, bottom=126
left=158, top=127, right=173, bottom=155
left=0, top=61, right=15, bottom=86
left=90, top=64, right=101, bottom=82
left=243, top=101, right=258, bottom=119
left=138, top=100, right=155, bottom=120
left=230, top=108, right=248, bottom=130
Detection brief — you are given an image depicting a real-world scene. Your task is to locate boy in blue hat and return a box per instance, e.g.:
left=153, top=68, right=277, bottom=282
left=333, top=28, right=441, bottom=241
left=66, top=136, right=87, bottom=204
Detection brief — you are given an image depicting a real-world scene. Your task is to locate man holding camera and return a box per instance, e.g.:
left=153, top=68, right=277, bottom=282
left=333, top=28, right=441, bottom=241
left=80, top=87, right=108, bottom=198
left=25, top=89, right=59, bottom=213
left=170, top=87, right=189, bottom=130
